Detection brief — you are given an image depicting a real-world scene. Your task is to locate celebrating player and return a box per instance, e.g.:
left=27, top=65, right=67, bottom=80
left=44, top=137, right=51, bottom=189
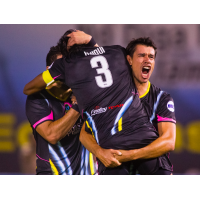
left=25, top=42, right=96, bottom=174
left=80, top=37, right=176, bottom=175
left=24, top=29, right=168, bottom=175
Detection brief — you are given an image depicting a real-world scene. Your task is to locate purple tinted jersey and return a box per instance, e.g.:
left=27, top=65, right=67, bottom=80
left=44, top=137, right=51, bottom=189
left=48, top=45, right=159, bottom=152
left=26, top=89, right=92, bottom=175
left=140, top=82, right=176, bottom=131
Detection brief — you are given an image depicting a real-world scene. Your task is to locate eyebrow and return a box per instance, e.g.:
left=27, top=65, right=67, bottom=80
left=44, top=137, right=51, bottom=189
left=138, top=53, right=155, bottom=57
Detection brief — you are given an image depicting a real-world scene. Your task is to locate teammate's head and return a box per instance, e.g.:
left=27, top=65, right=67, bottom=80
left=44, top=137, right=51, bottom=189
left=46, top=45, right=62, bottom=69
left=126, top=37, right=157, bottom=58
left=57, top=29, right=88, bottom=57
left=126, top=37, right=157, bottom=84
left=45, top=45, right=71, bottom=101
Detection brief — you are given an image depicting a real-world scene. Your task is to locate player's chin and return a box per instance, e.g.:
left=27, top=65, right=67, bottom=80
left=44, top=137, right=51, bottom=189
left=141, top=73, right=150, bottom=82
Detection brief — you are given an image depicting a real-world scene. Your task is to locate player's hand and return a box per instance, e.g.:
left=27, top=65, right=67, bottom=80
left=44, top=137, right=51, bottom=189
left=71, top=94, right=77, bottom=104
left=114, top=150, right=132, bottom=163
left=67, top=30, right=92, bottom=50
left=96, top=148, right=122, bottom=168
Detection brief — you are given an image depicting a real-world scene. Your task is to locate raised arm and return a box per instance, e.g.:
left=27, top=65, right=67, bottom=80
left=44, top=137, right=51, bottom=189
left=23, top=73, right=47, bottom=95
left=67, top=30, right=99, bottom=49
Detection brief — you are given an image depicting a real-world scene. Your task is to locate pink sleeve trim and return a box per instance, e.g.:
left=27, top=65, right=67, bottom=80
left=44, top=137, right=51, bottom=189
left=33, top=111, right=53, bottom=129
left=36, top=154, right=49, bottom=163
left=157, top=115, right=176, bottom=123
left=53, top=74, right=61, bottom=79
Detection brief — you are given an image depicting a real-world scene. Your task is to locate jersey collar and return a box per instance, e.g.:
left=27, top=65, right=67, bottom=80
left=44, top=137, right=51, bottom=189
left=139, top=81, right=151, bottom=99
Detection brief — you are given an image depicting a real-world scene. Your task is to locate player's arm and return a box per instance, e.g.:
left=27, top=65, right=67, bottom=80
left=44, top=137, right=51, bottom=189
left=115, top=122, right=176, bottom=162
left=23, top=62, right=61, bottom=96
left=79, top=122, right=122, bottom=168
left=36, top=108, right=80, bottom=145
left=23, top=73, right=47, bottom=95
left=67, top=30, right=99, bottom=48
left=115, top=94, right=176, bottom=162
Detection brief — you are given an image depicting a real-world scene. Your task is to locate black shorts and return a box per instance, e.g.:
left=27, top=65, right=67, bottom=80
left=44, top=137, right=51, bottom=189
left=133, top=154, right=173, bottom=175
left=36, top=171, right=53, bottom=175
left=100, top=162, right=132, bottom=175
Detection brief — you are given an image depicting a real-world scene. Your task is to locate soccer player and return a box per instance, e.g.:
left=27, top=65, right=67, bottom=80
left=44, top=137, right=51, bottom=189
left=25, top=44, right=95, bottom=175
left=24, top=29, right=164, bottom=175
left=80, top=37, right=176, bottom=175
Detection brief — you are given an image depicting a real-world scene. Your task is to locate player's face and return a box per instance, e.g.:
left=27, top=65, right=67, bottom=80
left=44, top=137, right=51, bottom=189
left=127, top=44, right=155, bottom=84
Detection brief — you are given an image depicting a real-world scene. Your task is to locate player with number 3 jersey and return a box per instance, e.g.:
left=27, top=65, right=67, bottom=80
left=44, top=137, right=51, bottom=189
left=43, top=44, right=160, bottom=173
left=24, top=30, right=163, bottom=174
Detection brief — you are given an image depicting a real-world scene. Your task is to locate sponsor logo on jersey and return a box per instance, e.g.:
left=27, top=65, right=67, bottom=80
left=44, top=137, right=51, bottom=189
left=108, top=104, right=124, bottom=109
left=91, top=106, right=107, bottom=116
left=84, top=47, right=105, bottom=56
left=167, top=101, right=174, bottom=112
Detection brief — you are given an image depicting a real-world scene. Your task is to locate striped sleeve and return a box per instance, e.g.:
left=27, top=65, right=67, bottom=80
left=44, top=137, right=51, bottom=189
left=26, top=93, right=53, bottom=130
left=48, top=58, right=65, bottom=83
left=156, top=93, right=176, bottom=124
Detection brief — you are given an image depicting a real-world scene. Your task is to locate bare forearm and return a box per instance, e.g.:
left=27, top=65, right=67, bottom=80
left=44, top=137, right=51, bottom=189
left=47, top=108, right=80, bottom=143
left=79, top=124, right=122, bottom=168
left=115, top=123, right=176, bottom=163
left=115, top=137, right=173, bottom=163
left=23, top=73, right=46, bottom=95
left=79, top=125, right=101, bottom=156
left=131, top=135, right=175, bottom=160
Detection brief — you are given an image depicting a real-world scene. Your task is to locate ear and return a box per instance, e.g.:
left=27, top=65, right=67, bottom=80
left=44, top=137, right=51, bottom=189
left=126, top=55, right=132, bottom=66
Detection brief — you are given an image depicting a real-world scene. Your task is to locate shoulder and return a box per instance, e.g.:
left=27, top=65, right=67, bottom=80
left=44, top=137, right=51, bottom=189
left=150, top=84, right=175, bottom=113
left=150, top=83, right=172, bottom=99
left=103, top=45, right=127, bottom=57
left=48, top=57, right=65, bottom=70
left=104, top=45, right=125, bottom=51
left=26, top=90, right=50, bottom=106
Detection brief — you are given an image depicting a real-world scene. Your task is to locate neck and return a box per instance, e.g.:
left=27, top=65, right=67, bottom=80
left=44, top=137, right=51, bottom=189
left=134, top=79, right=149, bottom=97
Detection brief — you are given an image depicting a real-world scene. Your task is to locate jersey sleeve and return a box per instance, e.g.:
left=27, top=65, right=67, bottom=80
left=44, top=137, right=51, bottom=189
left=26, top=94, right=54, bottom=130
left=156, top=93, right=176, bottom=124
left=43, top=59, right=65, bottom=86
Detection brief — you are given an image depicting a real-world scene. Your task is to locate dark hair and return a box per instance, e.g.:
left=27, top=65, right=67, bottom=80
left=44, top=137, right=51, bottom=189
left=57, top=29, right=88, bottom=58
left=126, top=37, right=157, bottom=58
left=46, top=45, right=62, bottom=66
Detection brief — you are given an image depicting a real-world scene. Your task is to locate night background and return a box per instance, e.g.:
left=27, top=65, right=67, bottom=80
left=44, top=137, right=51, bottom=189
left=0, top=24, right=200, bottom=175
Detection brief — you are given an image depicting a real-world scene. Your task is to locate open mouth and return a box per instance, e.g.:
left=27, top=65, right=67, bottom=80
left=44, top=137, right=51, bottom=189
left=142, top=66, right=151, bottom=78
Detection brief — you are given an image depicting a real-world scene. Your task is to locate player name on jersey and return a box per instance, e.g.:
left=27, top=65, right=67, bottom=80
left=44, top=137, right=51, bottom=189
left=84, top=47, right=105, bottom=56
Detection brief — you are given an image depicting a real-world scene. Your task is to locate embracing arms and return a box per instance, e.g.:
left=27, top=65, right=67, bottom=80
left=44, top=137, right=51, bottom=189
left=115, top=122, right=176, bottom=162
left=80, top=121, right=176, bottom=165
left=36, top=108, right=80, bottom=145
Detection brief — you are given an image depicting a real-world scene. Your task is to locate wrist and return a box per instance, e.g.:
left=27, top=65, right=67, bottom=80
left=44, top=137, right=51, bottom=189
left=72, top=103, right=80, bottom=113
left=86, top=37, right=97, bottom=47
left=95, top=146, right=103, bottom=158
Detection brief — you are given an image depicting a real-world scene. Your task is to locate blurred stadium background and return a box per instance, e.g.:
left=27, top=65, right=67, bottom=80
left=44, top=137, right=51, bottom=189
left=0, top=24, right=200, bottom=175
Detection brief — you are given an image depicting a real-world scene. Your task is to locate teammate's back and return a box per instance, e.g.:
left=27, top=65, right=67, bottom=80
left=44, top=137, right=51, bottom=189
left=48, top=45, right=159, bottom=150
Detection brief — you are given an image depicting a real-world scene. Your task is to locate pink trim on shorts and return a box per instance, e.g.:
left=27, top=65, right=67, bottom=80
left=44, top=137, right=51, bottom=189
left=33, top=111, right=53, bottom=129
left=53, top=74, right=61, bottom=79
left=157, top=115, right=176, bottom=123
left=36, top=154, right=49, bottom=162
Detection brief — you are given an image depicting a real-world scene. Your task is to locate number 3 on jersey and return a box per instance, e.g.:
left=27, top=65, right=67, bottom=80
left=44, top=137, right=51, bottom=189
left=90, top=56, right=113, bottom=88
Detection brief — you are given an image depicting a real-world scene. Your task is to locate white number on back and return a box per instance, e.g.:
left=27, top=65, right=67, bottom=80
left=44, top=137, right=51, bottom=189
left=90, top=56, right=113, bottom=88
